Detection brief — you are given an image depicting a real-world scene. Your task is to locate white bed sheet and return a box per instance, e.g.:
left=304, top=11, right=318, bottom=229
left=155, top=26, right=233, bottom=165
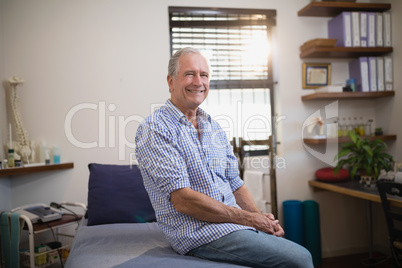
left=65, top=220, right=249, bottom=268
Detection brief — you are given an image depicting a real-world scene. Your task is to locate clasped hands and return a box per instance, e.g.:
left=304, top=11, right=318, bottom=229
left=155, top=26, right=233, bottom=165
left=252, top=212, right=285, bottom=237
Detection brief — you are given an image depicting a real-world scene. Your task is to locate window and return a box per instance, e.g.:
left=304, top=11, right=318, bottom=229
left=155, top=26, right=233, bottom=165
left=169, top=7, right=276, bottom=140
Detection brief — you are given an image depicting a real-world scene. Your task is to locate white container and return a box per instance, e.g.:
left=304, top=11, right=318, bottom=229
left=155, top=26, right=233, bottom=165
left=394, top=172, right=402, bottom=184
left=39, top=141, right=48, bottom=163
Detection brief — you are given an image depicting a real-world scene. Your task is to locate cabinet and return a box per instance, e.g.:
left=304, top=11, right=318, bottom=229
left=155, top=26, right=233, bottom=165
left=298, top=2, right=396, bottom=144
left=16, top=203, right=85, bottom=268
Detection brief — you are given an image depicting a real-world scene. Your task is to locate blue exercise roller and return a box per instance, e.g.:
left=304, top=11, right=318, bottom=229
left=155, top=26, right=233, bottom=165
left=283, top=200, right=303, bottom=245
left=303, top=200, right=322, bottom=267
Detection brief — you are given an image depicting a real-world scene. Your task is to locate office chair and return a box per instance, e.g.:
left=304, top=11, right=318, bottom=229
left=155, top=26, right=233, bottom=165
left=377, top=181, right=402, bottom=268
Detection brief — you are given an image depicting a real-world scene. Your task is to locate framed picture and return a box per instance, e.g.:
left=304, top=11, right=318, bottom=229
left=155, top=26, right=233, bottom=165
left=302, top=63, right=331, bottom=89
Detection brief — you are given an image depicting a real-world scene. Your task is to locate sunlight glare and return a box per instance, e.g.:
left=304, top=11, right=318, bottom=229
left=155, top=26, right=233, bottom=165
left=241, top=30, right=270, bottom=66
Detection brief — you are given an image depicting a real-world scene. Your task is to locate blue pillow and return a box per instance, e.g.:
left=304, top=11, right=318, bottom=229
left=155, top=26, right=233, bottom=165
left=87, top=163, right=156, bottom=226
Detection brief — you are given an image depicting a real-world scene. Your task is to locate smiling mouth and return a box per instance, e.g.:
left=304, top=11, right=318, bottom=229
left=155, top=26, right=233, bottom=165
left=186, top=89, right=205, bottom=93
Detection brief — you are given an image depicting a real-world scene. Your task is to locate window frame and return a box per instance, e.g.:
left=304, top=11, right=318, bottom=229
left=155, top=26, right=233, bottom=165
left=168, top=6, right=276, bottom=91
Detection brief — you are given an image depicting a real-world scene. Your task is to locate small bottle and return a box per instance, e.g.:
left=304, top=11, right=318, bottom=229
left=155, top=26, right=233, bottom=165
left=53, top=146, right=60, bottom=164
left=366, top=119, right=373, bottom=136
left=353, top=117, right=359, bottom=134
left=8, top=149, right=15, bottom=168
left=336, top=118, right=342, bottom=137
left=45, top=150, right=50, bottom=165
left=39, top=141, right=48, bottom=163
left=358, top=117, right=365, bottom=136
left=15, top=160, right=22, bottom=167
left=349, top=78, right=356, bottom=92
left=341, top=117, right=348, bottom=137
left=347, top=117, right=353, bottom=133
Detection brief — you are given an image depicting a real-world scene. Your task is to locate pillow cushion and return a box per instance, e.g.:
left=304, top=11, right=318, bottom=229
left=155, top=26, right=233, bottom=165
left=315, top=167, right=350, bottom=182
left=87, top=163, right=156, bottom=226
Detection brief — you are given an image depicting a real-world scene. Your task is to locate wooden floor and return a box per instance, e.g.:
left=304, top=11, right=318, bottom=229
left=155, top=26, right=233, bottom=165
left=317, top=252, right=394, bottom=268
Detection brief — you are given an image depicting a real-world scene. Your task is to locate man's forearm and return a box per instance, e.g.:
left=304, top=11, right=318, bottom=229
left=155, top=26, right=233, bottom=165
left=233, top=185, right=261, bottom=214
left=170, top=187, right=278, bottom=235
left=170, top=187, right=253, bottom=225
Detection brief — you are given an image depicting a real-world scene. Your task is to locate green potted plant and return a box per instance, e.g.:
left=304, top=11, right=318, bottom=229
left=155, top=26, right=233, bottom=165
left=375, top=127, right=383, bottom=136
left=334, top=131, right=394, bottom=188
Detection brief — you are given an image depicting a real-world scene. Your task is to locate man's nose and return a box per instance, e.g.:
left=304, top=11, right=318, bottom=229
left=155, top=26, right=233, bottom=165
left=192, top=74, right=202, bottom=86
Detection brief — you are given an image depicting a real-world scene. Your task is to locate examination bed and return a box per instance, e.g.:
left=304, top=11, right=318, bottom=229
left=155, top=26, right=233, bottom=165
left=65, top=163, right=248, bottom=268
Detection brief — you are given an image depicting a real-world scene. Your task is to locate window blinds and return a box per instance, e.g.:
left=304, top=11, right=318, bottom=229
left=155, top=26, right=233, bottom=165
left=169, top=7, right=276, bottom=90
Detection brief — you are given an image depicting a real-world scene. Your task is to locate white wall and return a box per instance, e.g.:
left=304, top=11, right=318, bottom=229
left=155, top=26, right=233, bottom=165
left=0, top=0, right=400, bottom=257
left=0, top=0, right=12, bottom=210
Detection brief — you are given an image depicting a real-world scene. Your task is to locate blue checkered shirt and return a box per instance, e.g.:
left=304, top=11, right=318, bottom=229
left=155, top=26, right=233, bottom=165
left=135, top=99, right=253, bottom=255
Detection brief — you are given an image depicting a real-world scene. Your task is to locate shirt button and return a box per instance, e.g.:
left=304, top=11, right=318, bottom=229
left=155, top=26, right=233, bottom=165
left=222, top=195, right=225, bottom=202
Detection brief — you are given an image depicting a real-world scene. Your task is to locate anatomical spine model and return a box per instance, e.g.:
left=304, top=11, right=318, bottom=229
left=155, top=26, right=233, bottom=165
left=8, top=76, right=35, bottom=163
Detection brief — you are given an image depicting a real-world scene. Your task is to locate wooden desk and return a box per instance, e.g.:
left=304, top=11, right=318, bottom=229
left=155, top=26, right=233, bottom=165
left=309, top=179, right=402, bottom=208
left=309, top=179, right=400, bottom=264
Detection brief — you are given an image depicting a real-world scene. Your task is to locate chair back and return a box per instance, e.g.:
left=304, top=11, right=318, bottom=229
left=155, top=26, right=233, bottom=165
left=377, top=181, right=402, bottom=239
left=377, top=181, right=402, bottom=266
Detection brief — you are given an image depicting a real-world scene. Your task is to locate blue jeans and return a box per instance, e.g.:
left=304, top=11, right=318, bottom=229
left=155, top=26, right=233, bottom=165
left=186, top=230, right=314, bottom=268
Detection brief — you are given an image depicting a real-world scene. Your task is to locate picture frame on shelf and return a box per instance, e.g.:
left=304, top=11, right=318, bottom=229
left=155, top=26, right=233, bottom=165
left=302, top=63, right=331, bottom=89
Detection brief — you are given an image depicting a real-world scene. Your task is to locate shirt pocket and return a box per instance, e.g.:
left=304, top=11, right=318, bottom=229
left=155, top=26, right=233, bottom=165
left=207, top=146, right=227, bottom=180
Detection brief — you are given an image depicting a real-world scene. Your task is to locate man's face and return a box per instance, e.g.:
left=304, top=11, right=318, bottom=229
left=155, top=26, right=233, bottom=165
left=168, top=53, right=210, bottom=113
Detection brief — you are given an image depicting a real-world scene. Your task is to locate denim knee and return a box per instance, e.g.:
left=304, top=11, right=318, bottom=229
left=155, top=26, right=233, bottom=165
left=187, top=230, right=314, bottom=268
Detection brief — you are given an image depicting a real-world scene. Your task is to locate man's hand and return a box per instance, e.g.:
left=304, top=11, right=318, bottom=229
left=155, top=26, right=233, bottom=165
left=249, top=212, right=284, bottom=237
left=264, top=213, right=285, bottom=237
left=233, top=186, right=285, bottom=237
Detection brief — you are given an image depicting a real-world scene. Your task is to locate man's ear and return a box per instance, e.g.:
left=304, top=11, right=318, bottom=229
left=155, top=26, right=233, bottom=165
left=167, top=75, right=174, bottom=92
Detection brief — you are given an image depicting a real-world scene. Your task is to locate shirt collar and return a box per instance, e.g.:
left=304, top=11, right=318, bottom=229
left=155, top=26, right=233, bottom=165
left=165, top=99, right=211, bottom=125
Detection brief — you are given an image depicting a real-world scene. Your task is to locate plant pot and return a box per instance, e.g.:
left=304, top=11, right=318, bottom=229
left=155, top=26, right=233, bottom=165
left=359, top=173, right=377, bottom=190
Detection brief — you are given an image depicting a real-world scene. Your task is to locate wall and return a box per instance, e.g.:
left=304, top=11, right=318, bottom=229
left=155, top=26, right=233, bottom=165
left=0, top=0, right=12, bottom=211
left=0, top=0, right=400, bottom=257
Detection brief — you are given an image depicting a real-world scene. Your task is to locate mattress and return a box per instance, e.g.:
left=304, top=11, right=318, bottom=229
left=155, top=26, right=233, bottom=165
left=65, top=220, right=249, bottom=268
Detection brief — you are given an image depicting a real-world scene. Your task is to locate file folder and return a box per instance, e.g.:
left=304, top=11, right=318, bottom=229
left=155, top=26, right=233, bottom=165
left=328, top=12, right=352, bottom=47
left=360, top=12, right=368, bottom=47
left=384, top=57, right=393, bottom=91
left=377, top=57, right=385, bottom=92
left=368, top=57, right=377, bottom=92
left=351, top=12, right=360, bottom=47
left=383, top=12, right=392, bottom=47
left=349, top=57, right=369, bottom=92
left=376, top=13, right=383, bottom=47
left=367, top=13, right=376, bottom=47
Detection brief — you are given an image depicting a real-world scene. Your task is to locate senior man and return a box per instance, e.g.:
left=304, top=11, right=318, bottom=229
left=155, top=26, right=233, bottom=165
left=135, top=47, right=313, bottom=268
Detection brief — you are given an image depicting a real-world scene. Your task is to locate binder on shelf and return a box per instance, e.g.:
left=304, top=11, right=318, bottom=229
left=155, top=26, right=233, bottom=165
left=384, top=56, right=393, bottom=91
left=351, top=12, right=360, bottom=47
left=376, top=57, right=385, bottom=92
left=328, top=12, right=352, bottom=47
left=367, top=13, right=376, bottom=47
left=349, top=57, right=369, bottom=92
left=376, top=13, right=383, bottom=47
left=368, top=57, right=377, bottom=92
left=360, top=12, right=368, bottom=47
left=383, top=12, right=392, bottom=47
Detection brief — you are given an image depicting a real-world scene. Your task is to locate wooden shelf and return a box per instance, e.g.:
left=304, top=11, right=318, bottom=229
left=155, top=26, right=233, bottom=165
left=300, top=46, right=393, bottom=59
left=0, top=162, right=74, bottom=177
left=27, top=214, right=82, bottom=232
left=304, top=135, right=397, bottom=145
left=298, top=2, right=391, bottom=17
left=302, top=91, right=395, bottom=101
